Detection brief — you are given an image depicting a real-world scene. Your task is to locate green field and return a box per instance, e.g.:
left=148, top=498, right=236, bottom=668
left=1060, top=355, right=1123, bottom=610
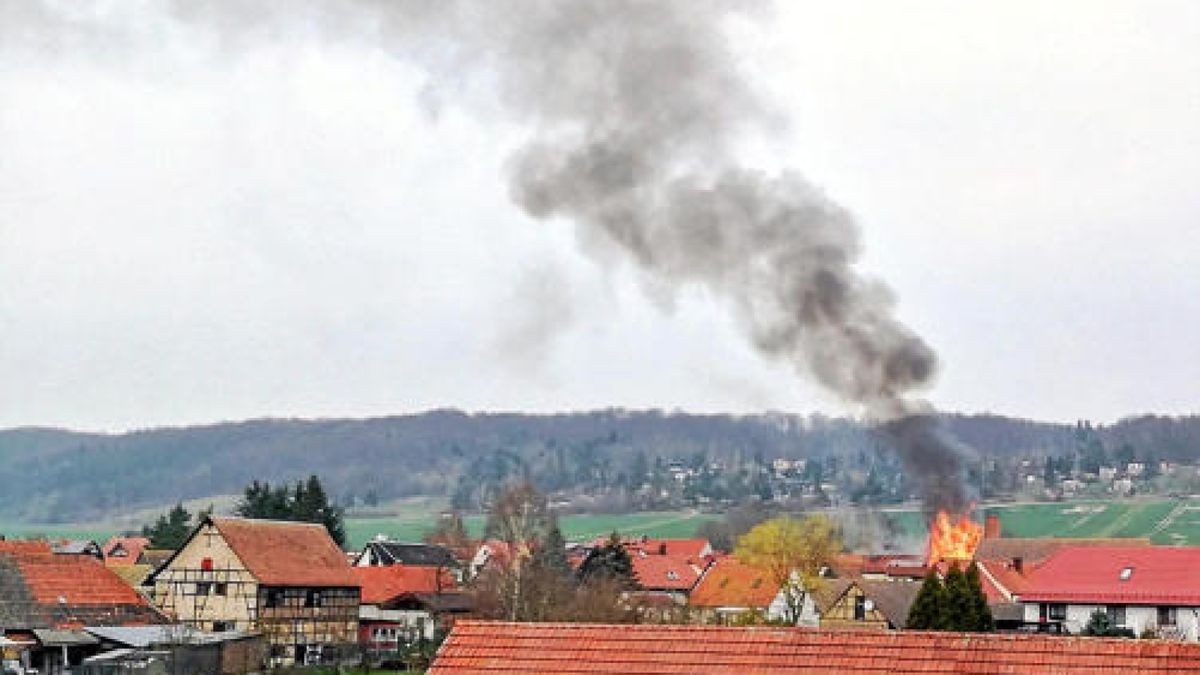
left=5, top=498, right=1200, bottom=550
left=345, top=509, right=718, bottom=549
left=883, top=498, right=1200, bottom=546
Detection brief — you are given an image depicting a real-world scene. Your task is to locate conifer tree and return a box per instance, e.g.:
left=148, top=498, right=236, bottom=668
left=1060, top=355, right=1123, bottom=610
left=965, top=563, right=994, bottom=631
left=907, top=570, right=948, bottom=630
left=943, top=565, right=974, bottom=630
left=142, top=502, right=193, bottom=549
left=578, top=531, right=635, bottom=588
left=532, top=514, right=571, bottom=578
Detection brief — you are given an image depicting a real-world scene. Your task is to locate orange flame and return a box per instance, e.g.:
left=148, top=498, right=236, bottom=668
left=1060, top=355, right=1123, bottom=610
left=926, top=510, right=983, bottom=566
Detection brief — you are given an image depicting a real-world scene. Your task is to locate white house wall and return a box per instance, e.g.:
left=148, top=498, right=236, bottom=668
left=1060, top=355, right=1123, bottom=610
left=1022, top=603, right=1200, bottom=641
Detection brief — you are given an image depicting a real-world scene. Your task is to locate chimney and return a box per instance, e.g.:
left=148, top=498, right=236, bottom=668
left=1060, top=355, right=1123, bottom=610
left=984, top=514, right=1001, bottom=539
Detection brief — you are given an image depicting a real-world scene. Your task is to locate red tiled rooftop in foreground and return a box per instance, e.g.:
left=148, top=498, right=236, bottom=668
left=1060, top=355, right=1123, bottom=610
left=429, top=620, right=1200, bottom=674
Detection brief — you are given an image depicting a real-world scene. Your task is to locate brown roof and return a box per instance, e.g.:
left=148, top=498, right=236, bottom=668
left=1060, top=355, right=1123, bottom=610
left=808, top=578, right=853, bottom=614
left=208, top=517, right=358, bottom=587
left=429, top=620, right=1200, bottom=673
left=689, top=558, right=779, bottom=609
left=109, top=564, right=154, bottom=589
left=138, top=549, right=174, bottom=568
left=974, top=537, right=1151, bottom=565
left=854, top=579, right=922, bottom=629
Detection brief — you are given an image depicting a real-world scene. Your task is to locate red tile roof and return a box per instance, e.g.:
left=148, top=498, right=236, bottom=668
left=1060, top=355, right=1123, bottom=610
left=102, top=537, right=150, bottom=566
left=0, top=550, right=165, bottom=628
left=0, top=541, right=53, bottom=555
left=976, top=560, right=1031, bottom=603
left=14, top=553, right=148, bottom=606
left=974, top=537, right=1151, bottom=565
left=1020, top=545, right=1200, bottom=605
left=353, top=565, right=456, bottom=605
left=630, top=553, right=705, bottom=592
left=209, top=517, right=358, bottom=587
left=689, top=558, right=780, bottom=609
left=429, top=620, right=1200, bottom=673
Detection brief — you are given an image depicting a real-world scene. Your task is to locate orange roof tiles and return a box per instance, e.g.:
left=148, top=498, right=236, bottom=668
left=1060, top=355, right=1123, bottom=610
left=353, top=565, right=456, bottom=605
left=689, top=558, right=780, bottom=609
left=429, top=621, right=1200, bottom=674
left=209, top=517, right=358, bottom=587
left=0, top=549, right=165, bottom=628
left=630, top=553, right=705, bottom=592
left=0, top=541, right=53, bottom=555
left=15, top=553, right=148, bottom=606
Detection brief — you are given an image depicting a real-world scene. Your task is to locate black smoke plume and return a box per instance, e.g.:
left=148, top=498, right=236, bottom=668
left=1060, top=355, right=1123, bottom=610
left=4, top=0, right=971, bottom=512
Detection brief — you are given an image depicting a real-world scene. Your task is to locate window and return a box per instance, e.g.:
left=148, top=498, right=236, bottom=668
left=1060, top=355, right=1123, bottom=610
left=1040, top=604, right=1066, bottom=622
left=1107, top=605, right=1127, bottom=627
left=265, top=588, right=284, bottom=608
left=853, top=595, right=866, bottom=621
left=666, top=571, right=679, bottom=581
left=196, top=582, right=212, bottom=595
left=213, top=582, right=227, bottom=596
left=1119, top=567, right=1133, bottom=581
left=212, top=621, right=232, bottom=632
left=305, top=589, right=323, bottom=608
left=201, top=557, right=214, bottom=571
left=1158, top=606, right=1177, bottom=626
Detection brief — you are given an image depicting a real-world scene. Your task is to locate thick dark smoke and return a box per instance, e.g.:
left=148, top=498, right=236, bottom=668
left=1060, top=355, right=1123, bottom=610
left=6, top=0, right=971, bottom=512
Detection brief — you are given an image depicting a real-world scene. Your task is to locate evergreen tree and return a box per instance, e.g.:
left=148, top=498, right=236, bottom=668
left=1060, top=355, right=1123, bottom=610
left=578, top=531, right=635, bottom=588
left=306, top=475, right=346, bottom=546
left=907, top=571, right=949, bottom=630
left=532, top=514, right=571, bottom=578
left=943, top=565, right=974, bottom=630
left=234, top=476, right=345, bottom=546
left=965, top=563, right=995, bottom=631
left=142, top=502, right=193, bottom=549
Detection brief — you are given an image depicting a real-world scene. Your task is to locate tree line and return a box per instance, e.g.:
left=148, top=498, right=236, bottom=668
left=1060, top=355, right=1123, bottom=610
left=142, top=474, right=346, bottom=547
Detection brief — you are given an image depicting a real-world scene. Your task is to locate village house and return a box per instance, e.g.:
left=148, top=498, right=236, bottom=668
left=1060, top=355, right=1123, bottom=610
left=147, top=515, right=360, bottom=667
left=354, top=565, right=471, bottom=663
left=816, top=578, right=920, bottom=631
left=0, top=541, right=166, bottom=674
left=1018, top=545, right=1200, bottom=640
left=427, top=620, right=1200, bottom=673
left=356, top=538, right=459, bottom=569
left=687, top=557, right=800, bottom=624
left=49, top=539, right=103, bottom=560
left=102, top=537, right=150, bottom=566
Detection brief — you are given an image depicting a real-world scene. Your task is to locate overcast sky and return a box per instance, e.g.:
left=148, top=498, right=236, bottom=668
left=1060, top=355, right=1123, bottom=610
left=1, top=1, right=1197, bottom=431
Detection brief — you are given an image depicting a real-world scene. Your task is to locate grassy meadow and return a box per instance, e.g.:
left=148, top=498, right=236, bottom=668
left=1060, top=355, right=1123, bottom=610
left=4, top=498, right=1199, bottom=550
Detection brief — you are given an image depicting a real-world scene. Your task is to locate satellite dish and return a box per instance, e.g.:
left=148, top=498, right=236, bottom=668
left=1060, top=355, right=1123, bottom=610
left=863, top=599, right=875, bottom=612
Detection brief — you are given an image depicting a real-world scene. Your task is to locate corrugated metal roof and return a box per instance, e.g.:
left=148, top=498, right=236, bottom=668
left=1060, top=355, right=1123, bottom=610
left=32, top=628, right=100, bottom=646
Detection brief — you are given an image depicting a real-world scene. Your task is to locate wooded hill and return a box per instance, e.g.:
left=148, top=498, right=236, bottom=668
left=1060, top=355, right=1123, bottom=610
left=0, top=410, right=1196, bottom=523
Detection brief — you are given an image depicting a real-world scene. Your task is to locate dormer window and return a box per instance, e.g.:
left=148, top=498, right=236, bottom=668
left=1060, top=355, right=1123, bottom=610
left=1119, top=567, right=1133, bottom=581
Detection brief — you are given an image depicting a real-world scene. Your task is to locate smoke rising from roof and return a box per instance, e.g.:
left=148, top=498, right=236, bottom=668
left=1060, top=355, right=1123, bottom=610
left=6, top=0, right=971, bottom=511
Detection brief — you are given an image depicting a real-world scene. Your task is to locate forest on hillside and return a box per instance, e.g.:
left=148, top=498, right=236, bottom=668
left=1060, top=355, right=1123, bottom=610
left=0, top=410, right=1196, bottom=522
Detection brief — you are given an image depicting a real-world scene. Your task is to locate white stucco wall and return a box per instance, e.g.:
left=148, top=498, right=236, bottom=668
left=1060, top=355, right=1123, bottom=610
left=1022, top=602, right=1200, bottom=641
